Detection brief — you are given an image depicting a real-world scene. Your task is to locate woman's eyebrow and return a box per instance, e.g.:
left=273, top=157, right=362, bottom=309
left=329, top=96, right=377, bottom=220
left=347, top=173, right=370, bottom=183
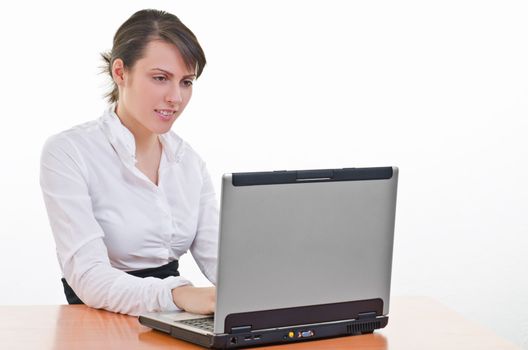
left=150, top=68, right=174, bottom=76
left=150, top=68, right=196, bottom=78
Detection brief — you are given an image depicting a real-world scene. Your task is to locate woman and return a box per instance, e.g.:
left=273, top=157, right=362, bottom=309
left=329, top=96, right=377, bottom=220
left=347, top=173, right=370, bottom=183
left=40, top=9, right=217, bottom=316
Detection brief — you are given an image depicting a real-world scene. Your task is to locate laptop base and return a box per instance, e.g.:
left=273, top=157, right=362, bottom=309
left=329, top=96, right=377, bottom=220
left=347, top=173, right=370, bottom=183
left=139, top=315, right=388, bottom=349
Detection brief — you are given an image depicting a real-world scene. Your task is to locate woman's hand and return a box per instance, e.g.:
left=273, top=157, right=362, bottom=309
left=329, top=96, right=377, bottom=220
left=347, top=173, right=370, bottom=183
left=171, top=286, right=216, bottom=314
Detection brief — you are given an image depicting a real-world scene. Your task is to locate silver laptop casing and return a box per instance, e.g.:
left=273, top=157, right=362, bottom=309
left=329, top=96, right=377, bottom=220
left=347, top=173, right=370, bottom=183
left=214, top=167, right=398, bottom=333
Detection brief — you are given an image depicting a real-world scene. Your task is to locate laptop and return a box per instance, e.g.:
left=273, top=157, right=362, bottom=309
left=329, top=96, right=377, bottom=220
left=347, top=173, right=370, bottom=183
left=139, top=166, right=398, bottom=348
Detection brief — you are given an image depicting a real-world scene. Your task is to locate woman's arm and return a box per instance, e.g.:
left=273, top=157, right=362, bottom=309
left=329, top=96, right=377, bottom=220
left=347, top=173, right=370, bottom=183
left=40, top=135, right=192, bottom=316
left=189, top=160, right=220, bottom=285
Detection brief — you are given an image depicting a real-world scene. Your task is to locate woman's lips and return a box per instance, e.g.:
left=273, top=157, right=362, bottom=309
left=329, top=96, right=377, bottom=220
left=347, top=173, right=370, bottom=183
left=154, top=109, right=176, bottom=121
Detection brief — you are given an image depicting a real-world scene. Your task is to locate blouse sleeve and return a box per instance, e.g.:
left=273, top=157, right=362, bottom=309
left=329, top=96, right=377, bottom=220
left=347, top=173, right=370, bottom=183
left=189, top=161, right=219, bottom=285
left=40, top=135, right=191, bottom=316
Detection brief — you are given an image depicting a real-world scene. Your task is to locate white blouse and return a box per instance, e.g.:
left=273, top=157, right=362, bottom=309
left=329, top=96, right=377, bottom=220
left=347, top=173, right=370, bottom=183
left=40, top=105, right=219, bottom=316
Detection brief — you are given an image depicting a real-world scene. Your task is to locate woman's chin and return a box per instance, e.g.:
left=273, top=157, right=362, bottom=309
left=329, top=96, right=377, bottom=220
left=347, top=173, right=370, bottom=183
left=149, top=120, right=176, bottom=135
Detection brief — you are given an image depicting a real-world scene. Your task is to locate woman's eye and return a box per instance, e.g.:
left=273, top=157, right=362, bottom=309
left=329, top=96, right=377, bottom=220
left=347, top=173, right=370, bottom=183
left=153, top=76, right=167, bottom=82
left=183, top=80, right=194, bottom=87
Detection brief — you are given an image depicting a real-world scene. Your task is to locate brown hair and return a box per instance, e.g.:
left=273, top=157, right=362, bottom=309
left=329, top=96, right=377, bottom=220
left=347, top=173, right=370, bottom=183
left=101, top=9, right=206, bottom=103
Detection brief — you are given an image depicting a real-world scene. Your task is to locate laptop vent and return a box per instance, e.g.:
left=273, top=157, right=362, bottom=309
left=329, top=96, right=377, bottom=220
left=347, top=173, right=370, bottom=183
left=347, top=321, right=381, bottom=334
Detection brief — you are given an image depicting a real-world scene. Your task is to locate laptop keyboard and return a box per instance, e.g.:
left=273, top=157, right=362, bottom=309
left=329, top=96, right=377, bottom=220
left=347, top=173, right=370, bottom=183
left=177, top=317, right=215, bottom=332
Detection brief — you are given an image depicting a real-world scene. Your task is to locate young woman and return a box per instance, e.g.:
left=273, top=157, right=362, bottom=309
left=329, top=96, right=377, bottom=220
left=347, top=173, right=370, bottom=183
left=40, top=9, right=217, bottom=316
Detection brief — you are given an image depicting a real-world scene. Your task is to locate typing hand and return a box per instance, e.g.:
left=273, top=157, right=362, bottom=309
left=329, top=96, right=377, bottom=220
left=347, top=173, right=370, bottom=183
left=171, top=286, right=216, bottom=315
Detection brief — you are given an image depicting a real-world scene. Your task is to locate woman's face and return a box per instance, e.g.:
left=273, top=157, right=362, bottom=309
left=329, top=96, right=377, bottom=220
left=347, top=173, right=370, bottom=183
left=114, top=40, right=195, bottom=136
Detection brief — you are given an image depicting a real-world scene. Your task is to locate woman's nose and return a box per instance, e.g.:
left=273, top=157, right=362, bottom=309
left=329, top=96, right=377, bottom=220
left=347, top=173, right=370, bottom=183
left=166, top=84, right=183, bottom=105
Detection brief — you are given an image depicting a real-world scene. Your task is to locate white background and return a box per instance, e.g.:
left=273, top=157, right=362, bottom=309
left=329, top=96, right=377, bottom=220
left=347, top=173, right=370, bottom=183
left=0, top=0, right=526, bottom=348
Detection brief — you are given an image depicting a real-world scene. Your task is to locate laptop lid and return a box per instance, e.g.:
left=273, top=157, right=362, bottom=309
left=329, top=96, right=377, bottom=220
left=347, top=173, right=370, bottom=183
left=214, top=166, right=398, bottom=334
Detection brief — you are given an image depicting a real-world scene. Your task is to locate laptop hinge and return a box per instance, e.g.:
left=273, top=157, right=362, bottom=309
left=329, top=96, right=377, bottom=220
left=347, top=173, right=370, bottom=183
left=225, top=299, right=384, bottom=333
left=230, top=325, right=252, bottom=334
left=358, top=311, right=377, bottom=320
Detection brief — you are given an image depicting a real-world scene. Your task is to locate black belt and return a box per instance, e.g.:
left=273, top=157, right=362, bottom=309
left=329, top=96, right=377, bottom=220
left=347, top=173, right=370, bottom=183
left=61, top=260, right=180, bottom=304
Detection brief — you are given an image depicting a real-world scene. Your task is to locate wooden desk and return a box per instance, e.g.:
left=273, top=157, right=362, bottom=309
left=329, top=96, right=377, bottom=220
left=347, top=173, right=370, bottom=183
left=0, top=296, right=519, bottom=350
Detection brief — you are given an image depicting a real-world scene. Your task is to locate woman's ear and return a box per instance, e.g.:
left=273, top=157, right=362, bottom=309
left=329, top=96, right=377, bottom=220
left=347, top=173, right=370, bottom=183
left=111, top=58, right=126, bottom=86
